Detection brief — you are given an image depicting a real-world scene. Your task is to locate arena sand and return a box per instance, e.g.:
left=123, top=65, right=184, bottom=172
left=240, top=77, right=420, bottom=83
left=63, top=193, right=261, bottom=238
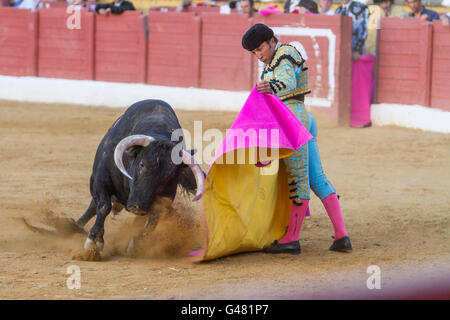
left=0, top=100, right=449, bottom=299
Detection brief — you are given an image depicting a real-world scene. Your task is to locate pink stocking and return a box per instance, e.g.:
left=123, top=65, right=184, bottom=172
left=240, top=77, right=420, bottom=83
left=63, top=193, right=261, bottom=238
left=279, top=200, right=310, bottom=244
left=322, top=193, right=348, bottom=240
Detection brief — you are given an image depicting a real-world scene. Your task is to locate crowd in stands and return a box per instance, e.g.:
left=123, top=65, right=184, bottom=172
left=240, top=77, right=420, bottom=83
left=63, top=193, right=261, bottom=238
left=3, top=0, right=449, bottom=27
left=4, top=0, right=136, bottom=14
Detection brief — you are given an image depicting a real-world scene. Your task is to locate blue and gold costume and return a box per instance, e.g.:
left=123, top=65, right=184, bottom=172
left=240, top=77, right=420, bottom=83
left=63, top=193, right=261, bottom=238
left=242, top=23, right=352, bottom=254
left=262, top=43, right=311, bottom=201
left=262, top=43, right=336, bottom=202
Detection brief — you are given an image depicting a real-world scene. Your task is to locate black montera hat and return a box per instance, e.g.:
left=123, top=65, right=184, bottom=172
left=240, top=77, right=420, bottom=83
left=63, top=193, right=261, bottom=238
left=241, top=23, right=274, bottom=51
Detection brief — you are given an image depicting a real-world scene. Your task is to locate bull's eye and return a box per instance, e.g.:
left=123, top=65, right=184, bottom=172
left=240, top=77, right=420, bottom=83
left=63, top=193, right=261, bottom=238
left=139, top=161, right=145, bottom=168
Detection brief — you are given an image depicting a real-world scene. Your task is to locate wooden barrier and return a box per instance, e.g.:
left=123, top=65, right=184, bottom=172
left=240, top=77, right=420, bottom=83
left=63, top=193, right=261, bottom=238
left=430, top=20, right=450, bottom=111
left=149, top=6, right=177, bottom=12
left=0, top=7, right=38, bottom=76
left=254, top=14, right=353, bottom=125
left=187, top=6, right=220, bottom=14
left=38, top=9, right=95, bottom=80
left=1, top=9, right=448, bottom=117
left=95, top=11, right=147, bottom=83
left=200, top=13, right=253, bottom=91
left=377, top=18, right=432, bottom=106
left=147, top=12, right=201, bottom=88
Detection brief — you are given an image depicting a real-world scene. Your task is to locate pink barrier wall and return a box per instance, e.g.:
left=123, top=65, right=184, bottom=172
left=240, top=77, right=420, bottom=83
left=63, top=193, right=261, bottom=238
left=147, top=12, right=201, bottom=87
left=430, top=20, right=450, bottom=112
left=0, top=8, right=38, bottom=76
left=38, top=9, right=95, bottom=80
left=187, top=6, right=220, bottom=14
left=1, top=9, right=448, bottom=117
left=377, top=18, right=432, bottom=106
left=200, top=13, right=253, bottom=91
left=254, top=14, right=353, bottom=125
left=95, top=11, right=147, bottom=83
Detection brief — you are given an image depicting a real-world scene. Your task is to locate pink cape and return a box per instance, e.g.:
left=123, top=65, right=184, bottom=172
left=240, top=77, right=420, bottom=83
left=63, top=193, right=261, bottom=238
left=351, top=54, right=375, bottom=127
left=194, top=88, right=312, bottom=261
left=259, top=5, right=283, bottom=15
left=208, top=87, right=313, bottom=171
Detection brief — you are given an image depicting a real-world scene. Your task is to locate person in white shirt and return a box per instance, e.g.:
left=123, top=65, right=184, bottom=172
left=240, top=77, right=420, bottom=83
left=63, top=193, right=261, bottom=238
left=10, top=0, right=41, bottom=10
left=319, top=0, right=334, bottom=15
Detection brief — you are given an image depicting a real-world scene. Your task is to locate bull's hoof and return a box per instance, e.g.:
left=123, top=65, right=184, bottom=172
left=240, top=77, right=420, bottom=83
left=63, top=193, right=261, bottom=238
left=262, top=240, right=301, bottom=255
left=84, top=237, right=104, bottom=252
left=329, top=236, right=352, bottom=252
left=72, top=245, right=101, bottom=261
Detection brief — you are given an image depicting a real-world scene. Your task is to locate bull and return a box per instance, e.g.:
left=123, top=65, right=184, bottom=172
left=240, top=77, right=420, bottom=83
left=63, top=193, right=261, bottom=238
left=75, top=99, right=205, bottom=251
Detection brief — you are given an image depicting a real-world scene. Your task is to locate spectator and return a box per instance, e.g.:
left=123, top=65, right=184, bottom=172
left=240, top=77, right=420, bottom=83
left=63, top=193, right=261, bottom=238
left=336, top=0, right=373, bottom=128
left=9, top=0, right=41, bottom=10
left=176, top=0, right=191, bottom=12
left=239, top=0, right=257, bottom=17
left=70, top=0, right=89, bottom=10
left=335, top=0, right=369, bottom=60
left=297, top=0, right=318, bottom=14
left=442, top=0, right=450, bottom=27
left=406, top=0, right=439, bottom=22
left=95, top=0, right=135, bottom=16
left=374, top=0, right=407, bottom=17
left=319, top=0, right=334, bottom=15
left=284, top=0, right=298, bottom=13
left=284, top=0, right=317, bottom=14
left=441, top=12, right=450, bottom=28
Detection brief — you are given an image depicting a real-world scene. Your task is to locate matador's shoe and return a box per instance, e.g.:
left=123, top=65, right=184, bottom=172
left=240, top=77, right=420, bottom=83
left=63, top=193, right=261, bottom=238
left=262, top=240, right=301, bottom=255
left=329, top=236, right=352, bottom=252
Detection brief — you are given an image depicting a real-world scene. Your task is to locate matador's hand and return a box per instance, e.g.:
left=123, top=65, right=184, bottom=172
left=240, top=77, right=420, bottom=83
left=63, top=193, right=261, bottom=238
left=256, top=81, right=273, bottom=94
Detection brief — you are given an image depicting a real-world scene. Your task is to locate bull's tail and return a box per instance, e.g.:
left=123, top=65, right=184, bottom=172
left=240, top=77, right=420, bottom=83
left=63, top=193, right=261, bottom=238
left=76, top=198, right=96, bottom=228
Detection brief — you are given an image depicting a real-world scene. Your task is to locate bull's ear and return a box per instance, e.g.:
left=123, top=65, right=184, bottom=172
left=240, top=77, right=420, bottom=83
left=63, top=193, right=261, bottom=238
left=125, top=146, right=142, bottom=158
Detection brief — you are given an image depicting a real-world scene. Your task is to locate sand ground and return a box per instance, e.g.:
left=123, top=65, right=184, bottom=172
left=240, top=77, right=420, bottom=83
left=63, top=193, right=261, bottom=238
left=0, top=100, right=449, bottom=299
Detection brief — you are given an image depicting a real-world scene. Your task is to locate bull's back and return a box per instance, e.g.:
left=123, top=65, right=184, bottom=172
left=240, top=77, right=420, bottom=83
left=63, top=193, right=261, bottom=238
left=92, top=99, right=180, bottom=172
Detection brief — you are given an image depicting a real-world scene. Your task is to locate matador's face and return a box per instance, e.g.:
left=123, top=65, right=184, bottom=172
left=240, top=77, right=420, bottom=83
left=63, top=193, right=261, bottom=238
left=251, top=38, right=276, bottom=65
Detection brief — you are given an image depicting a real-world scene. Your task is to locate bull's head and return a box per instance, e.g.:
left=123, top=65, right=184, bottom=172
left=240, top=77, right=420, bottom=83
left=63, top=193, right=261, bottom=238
left=113, top=135, right=205, bottom=214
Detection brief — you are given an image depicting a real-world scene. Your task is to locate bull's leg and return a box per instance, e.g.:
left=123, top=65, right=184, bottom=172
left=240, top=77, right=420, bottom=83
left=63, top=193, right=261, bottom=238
left=126, top=202, right=164, bottom=255
left=84, top=195, right=112, bottom=252
left=76, top=198, right=96, bottom=228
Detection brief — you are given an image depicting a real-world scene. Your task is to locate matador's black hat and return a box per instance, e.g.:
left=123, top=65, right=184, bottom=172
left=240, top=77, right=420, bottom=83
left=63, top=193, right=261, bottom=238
left=241, top=23, right=274, bottom=51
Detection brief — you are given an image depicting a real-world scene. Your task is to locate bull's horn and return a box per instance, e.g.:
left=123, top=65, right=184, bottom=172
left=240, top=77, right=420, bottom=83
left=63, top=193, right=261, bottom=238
left=181, top=150, right=205, bottom=201
left=114, top=135, right=155, bottom=180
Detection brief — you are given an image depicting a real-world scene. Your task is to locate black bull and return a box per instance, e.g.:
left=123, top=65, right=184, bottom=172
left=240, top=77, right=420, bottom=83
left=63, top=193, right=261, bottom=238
left=75, top=99, right=205, bottom=251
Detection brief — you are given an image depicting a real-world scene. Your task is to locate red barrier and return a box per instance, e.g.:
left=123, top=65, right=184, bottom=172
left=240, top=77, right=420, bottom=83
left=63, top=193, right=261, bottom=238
left=149, top=6, right=177, bottom=12
left=95, top=11, right=147, bottom=83
left=200, top=13, right=253, bottom=91
left=254, top=14, right=353, bottom=125
left=147, top=12, right=201, bottom=88
left=187, top=6, right=220, bottom=14
left=0, top=7, right=38, bottom=76
left=38, top=9, right=95, bottom=80
left=377, top=18, right=432, bottom=106
left=430, top=20, right=450, bottom=112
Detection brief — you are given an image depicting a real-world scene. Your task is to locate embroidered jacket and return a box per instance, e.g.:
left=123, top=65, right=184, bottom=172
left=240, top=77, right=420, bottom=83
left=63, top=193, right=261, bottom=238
left=261, top=44, right=311, bottom=102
